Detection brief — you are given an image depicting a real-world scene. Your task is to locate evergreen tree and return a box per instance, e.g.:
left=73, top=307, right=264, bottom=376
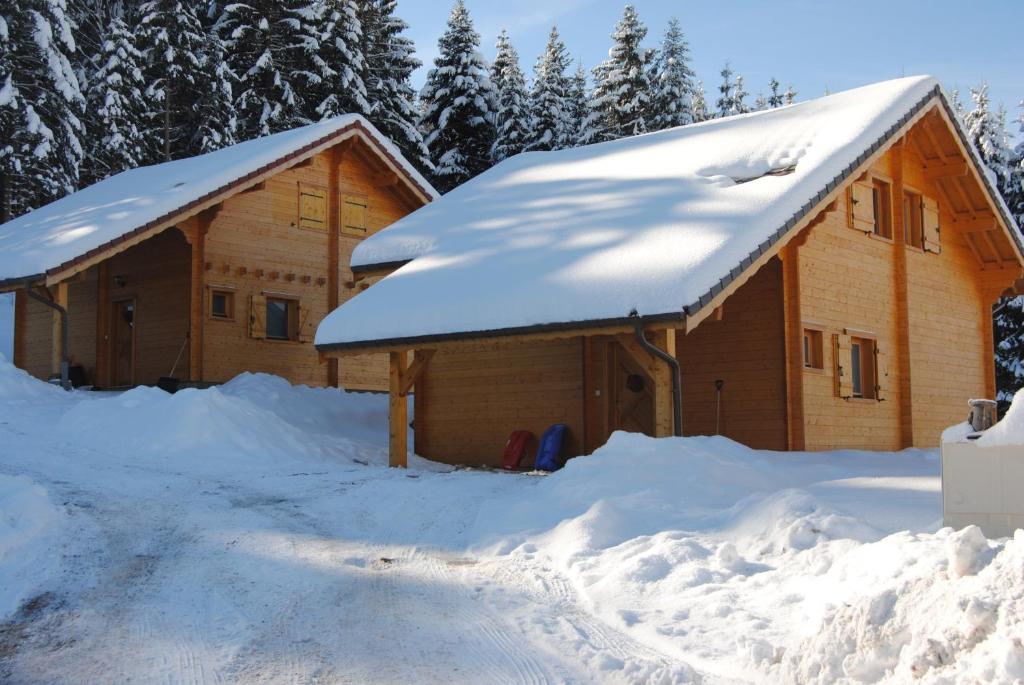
left=963, top=83, right=1014, bottom=194
left=784, top=83, right=797, bottom=105
left=490, top=29, right=529, bottom=161
left=220, top=0, right=313, bottom=140
left=526, top=26, right=571, bottom=151
left=360, top=0, right=430, bottom=171
left=949, top=88, right=966, bottom=122
left=310, top=0, right=369, bottom=120
left=417, top=0, right=496, bottom=193
left=0, top=0, right=85, bottom=219
left=137, top=0, right=206, bottom=161
left=83, top=15, right=148, bottom=184
left=732, top=73, right=750, bottom=114
left=691, top=80, right=709, bottom=122
left=715, top=62, right=735, bottom=117
left=190, top=18, right=237, bottom=155
left=591, top=4, right=654, bottom=141
left=565, top=61, right=598, bottom=146
left=754, top=93, right=767, bottom=111
left=648, top=17, right=694, bottom=131
left=767, top=78, right=784, bottom=108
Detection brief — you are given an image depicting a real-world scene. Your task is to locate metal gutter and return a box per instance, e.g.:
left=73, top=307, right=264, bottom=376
left=634, top=320, right=683, bottom=436
left=350, top=259, right=412, bottom=274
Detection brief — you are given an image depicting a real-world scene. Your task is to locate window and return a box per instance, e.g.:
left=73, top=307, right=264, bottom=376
left=803, top=328, right=824, bottom=370
left=209, top=289, right=234, bottom=320
left=850, top=337, right=876, bottom=398
left=298, top=184, right=327, bottom=231
left=836, top=333, right=878, bottom=399
left=341, top=195, right=368, bottom=237
left=871, top=179, right=892, bottom=239
left=266, top=297, right=298, bottom=341
left=903, top=190, right=924, bottom=249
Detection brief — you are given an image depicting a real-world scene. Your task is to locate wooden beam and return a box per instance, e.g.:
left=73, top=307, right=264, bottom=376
left=781, top=243, right=805, bottom=451
left=389, top=351, right=409, bottom=468
left=327, top=148, right=341, bottom=387
left=398, top=349, right=435, bottom=396
left=371, top=170, right=399, bottom=188
left=922, top=159, right=968, bottom=180
left=951, top=213, right=998, bottom=232
left=95, top=261, right=110, bottom=387
left=921, top=118, right=949, bottom=163
left=240, top=181, right=266, bottom=193
left=649, top=329, right=675, bottom=438
left=951, top=176, right=980, bottom=219
left=50, top=281, right=68, bottom=378
left=614, top=334, right=659, bottom=379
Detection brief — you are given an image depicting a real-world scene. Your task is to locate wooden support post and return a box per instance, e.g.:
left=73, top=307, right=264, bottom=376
left=891, top=146, right=915, bottom=448
left=327, top=148, right=341, bottom=387
left=650, top=329, right=676, bottom=439
left=389, top=351, right=409, bottom=468
left=95, top=261, right=110, bottom=386
left=187, top=215, right=210, bottom=383
left=781, top=244, right=805, bottom=451
left=50, top=281, right=68, bottom=378
left=12, top=289, right=26, bottom=368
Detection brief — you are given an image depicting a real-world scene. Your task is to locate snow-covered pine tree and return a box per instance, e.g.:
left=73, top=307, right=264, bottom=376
left=526, top=26, right=571, bottom=152
left=647, top=17, right=694, bottom=132
left=359, top=0, right=430, bottom=172
left=784, top=83, right=797, bottom=105
left=997, top=103, right=1024, bottom=409
left=715, top=63, right=735, bottom=117
left=137, top=0, right=207, bottom=161
left=82, top=15, right=148, bottom=184
left=417, top=0, right=496, bottom=193
left=0, top=0, right=85, bottom=219
left=964, top=84, right=1014, bottom=194
left=949, top=88, right=966, bottom=123
left=565, top=60, right=598, bottom=147
left=691, top=81, right=709, bottom=122
left=754, top=93, right=767, bottom=111
left=309, top=0, right=369, bottom=120
left=490, top=29, right=529, bottom=161
left=767, top=78, right=784, bottom=108
left=189, top=17, right=237, bottom=156
left=219, top=0, right=314, bottom=140
left=591, top=4, right=654, bottom=141
left=732, top=74, right=750, bottom=114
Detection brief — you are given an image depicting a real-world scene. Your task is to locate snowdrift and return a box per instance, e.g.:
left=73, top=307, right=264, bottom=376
left=0, top=474, right=64, bottom=620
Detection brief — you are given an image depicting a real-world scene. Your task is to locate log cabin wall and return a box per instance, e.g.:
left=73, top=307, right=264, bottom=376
left=676, top=257, right=788, bottom=450
left=200, top=146, right=415, bottom=388
left=414, top=338, right=586, bottom=466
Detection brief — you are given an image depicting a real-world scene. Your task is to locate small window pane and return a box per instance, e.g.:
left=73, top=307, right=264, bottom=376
left=851, top=342, right=862, bottom=396
left=803, top=328, right=823, bottom=369
left=212, top=293, right=228, bottom=318
left=267, top=299, right=290, bottom=340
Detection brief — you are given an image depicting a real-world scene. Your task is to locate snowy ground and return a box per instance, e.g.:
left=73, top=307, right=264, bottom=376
left=0, top=358, right=1021, bottom=684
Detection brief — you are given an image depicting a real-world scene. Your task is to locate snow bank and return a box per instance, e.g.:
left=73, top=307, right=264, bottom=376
left=977, top=392, right=1024, bottom=447
left=0, top=474, right=64, bottom=619
left=0, top=352, right=65, bottom=401
left=57, top=373, right=390, bottom=465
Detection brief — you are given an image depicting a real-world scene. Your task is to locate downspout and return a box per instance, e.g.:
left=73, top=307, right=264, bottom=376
left=634, top=319, right=683, bottom=437
left=25, top=285, right=71, bottom=390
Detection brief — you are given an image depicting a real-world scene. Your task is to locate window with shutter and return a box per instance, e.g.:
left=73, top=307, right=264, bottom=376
left=870, top=179, right=893, bottom=238
left=834, top=334, right=854, bottom=398
left=922, top=195, right=941, bottom=253
left=903, top=189, right=924, bottom=249
left=341, top=195, right=369, bottom=237
left=298, top=183, right=328, bottom=231
left=297, top=303, right=314, bottom=342
left=848, top=180, right=876, bottom=233
left=249, top=294, right=267, bottom=339
left=874, top=346, right=888, bottom=402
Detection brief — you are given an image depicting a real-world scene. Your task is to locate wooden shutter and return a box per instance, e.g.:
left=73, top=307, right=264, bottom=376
left=249, top=294, right=266, bottom=339
left=874, top=345, right=888, bottom=402
left=922, top=195, right=941, bottom=253
left=297, top=303, right=314, bottom=342
left=848, top=181, right=875, bottom=233
left=298, top=184, right=327, bottom=231
left=834, top=334, right=854, bottom=398
left=341, top=195, right=368, bottom=236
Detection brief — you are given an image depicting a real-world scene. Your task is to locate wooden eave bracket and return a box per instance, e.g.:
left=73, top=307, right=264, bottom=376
left=241, top=181, right=266, bottom=193
left=398, top=349, right=436, bottom=396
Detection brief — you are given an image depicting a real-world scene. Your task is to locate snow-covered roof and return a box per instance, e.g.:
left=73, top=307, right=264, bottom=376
left=0, top=115, right=436, bottom=286
left=315, top=77, right=1009, bottom=350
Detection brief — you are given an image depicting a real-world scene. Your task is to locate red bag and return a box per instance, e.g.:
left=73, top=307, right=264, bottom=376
left=501, top=430, right=534, bottom=470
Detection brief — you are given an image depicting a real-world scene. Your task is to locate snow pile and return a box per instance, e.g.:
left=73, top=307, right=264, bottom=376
left=0, top=352, right=66, bottom=401
left=320, top=77, right=948, bottom=346
left=0, top=474, right=64, bottom=620
left=468, top=432, right=1024, bottom=683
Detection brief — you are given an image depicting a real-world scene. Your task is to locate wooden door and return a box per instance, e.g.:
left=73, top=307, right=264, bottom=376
left=111, top=299, right=135, bottom=387
left=609, top=343, right=655, bottom=437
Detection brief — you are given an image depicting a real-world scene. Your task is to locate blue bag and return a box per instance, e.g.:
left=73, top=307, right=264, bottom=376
left=534, top=424, right=568, bottom=471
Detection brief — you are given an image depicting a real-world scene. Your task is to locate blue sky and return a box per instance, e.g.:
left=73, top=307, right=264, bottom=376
left=401, top=0, right=1023, bottom=132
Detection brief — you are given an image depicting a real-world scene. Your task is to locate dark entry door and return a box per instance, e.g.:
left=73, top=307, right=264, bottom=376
left=111, top=299, right=135, bottom=386
left=609, top=343, right=655, bottom=437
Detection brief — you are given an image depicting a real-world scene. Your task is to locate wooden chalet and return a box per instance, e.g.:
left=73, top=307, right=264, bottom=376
left=0, top=115, right=435, bottom=390
left=315, top=77, right=1024, bottom=468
